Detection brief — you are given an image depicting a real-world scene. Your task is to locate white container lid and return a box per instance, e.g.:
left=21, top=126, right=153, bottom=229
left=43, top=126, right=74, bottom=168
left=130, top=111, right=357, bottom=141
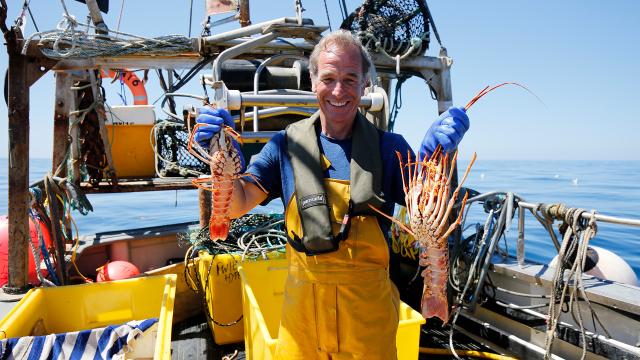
left=107, top=105, right=156, bottom=126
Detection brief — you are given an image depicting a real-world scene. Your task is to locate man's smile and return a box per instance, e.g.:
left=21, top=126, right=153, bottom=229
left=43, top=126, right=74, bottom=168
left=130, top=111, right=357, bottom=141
left=328, top=100, right=348, bottom=107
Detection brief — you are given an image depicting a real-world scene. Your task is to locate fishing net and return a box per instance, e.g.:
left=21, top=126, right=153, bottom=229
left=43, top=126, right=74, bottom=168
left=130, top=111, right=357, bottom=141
left=23, top=14, right=192, bottom=59
left=181, top=213, right=287, bottom=259
left=154, top=121, right=208, bottom=177
left=340, top=0, right=431, bottom=58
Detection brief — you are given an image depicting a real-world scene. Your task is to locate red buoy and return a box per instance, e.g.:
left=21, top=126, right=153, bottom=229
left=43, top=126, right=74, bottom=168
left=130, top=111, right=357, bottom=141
left=96, top=260, right=140, bottom=282
left=0, top=215, right=53, bottom=286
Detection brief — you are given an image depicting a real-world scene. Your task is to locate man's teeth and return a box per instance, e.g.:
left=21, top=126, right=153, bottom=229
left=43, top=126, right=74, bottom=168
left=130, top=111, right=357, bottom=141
left=329, top=100, right=347, bottom=107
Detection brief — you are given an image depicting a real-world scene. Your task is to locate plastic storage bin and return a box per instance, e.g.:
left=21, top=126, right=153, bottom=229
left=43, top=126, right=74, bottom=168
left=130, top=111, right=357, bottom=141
left=0, top=274, right=176, bottom=359
left=238, top=259, right=425, bottom=360
left=106, top=105, right=156, bottom=178
left=196, top=250, right=286, bottom=345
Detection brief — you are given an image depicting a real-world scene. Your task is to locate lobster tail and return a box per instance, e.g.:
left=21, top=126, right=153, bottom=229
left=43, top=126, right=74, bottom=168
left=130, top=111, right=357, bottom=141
left=421, top=290, right=450, bottom=323
left=420, top=246, right=450, bottom=323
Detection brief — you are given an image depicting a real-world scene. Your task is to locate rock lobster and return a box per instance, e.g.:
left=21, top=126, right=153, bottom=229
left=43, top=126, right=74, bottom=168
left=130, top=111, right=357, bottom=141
left=374, top=146, right=476, bottom=323
left=188, top=119, right=264, bottom=241
left=372, top=83, right=532, bottom=322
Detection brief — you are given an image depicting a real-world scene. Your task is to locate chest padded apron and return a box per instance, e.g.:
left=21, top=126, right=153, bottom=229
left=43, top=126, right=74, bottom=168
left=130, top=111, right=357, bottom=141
left=275, top=112, right=400, bottom=360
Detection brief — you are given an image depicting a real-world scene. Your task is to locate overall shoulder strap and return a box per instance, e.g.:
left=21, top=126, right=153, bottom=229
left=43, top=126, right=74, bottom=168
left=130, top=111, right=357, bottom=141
left=350, top=112, right=385, bottom=214
left=285, top=112, right=337, bottom=254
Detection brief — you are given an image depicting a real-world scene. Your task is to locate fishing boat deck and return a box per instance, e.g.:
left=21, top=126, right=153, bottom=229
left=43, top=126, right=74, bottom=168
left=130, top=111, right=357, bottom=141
left=171, top=315, right=244, bottom=359
left=170, top=315, right=498, bottom=360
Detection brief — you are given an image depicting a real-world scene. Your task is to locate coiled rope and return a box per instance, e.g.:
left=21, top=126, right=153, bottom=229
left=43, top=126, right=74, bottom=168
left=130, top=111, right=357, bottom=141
left=22, top=11, right=192, bottom=59
left=543, top=207, right=608, bottom=360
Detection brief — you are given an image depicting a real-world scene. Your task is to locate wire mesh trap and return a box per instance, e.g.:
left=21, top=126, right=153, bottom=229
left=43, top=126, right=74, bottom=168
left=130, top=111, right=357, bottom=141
left=341, top=0, right=431, bottom=58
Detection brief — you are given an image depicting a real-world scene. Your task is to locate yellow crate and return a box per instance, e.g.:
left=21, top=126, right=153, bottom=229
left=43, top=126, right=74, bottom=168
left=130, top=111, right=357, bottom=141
left=0, top=274, right=176, bottom=359
left=196, top=251, right=285, bottom=345
left=238, top=259, right=426, bottom=360
left=106, top=105, right=156, bottom=178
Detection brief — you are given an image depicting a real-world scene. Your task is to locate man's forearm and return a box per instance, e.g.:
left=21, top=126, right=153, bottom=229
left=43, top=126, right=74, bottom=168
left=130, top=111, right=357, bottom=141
left=229, top=178, right=268, bottom=219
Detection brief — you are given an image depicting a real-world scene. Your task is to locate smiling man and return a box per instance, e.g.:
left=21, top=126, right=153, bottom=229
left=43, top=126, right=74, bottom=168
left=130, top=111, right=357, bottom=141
left=194, top=29, right=470, bottom=359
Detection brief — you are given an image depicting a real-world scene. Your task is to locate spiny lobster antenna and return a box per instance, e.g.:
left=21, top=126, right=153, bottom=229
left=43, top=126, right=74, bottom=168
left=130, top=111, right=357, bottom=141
left=395, top=151, right=409, bottom=195
left=465, top=82, right=544, bottom=110
left=430, top=144, right=443, bottom=162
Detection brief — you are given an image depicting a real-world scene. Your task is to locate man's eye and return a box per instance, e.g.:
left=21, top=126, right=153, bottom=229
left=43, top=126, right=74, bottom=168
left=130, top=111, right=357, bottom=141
left=321, top=78, right=333, bottom=83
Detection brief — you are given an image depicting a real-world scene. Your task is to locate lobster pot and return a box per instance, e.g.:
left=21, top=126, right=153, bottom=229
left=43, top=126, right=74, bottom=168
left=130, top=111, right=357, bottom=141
left=239, top=259, right=426, bottom=360
left=106, top=105, right=157, bottom=178
left=196, top=250, right=286, bottom=345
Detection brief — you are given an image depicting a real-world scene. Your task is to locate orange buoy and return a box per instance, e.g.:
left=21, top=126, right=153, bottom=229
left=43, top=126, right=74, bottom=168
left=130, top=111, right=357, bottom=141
left=96, top=260, right=140, bottom=282
left=99, top=69, right=149, bottom=105
left=0, top=215, right=53, bottom=286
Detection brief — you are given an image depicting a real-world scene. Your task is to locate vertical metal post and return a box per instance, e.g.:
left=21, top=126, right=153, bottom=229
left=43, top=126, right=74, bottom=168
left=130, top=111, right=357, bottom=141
left=375, top=76, right=392, bottom=130
left=239, top=0, right=251, bottom=27
left=434, top=52, right=463, bottom=255
left=52, top=72, right=71, bottom=176
left=5, top=32, right=30, bottom=292
left=435, top=53, right=453, bottom=114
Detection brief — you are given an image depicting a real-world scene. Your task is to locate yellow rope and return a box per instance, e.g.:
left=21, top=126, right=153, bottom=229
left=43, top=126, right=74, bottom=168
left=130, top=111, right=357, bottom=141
left=419, top=347, right=518, bottom=360
left=183, top=244, right=200, bottom=291
left=68, top=213, right=91, bottom=283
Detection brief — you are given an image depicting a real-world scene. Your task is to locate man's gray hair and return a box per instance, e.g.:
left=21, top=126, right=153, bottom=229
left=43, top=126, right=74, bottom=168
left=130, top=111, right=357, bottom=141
left=309, top=30, right=373, bottom=84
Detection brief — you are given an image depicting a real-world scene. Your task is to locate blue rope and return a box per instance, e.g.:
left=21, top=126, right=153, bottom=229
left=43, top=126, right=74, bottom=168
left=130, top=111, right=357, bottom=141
left=29, top=209, right=61, bottom=285
left=118, top=72, right=128, bottom=105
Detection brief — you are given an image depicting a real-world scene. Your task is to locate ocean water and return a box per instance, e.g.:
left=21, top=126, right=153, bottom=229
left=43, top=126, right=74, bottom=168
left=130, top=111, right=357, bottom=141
left=1, top=159, right=639, bottom=277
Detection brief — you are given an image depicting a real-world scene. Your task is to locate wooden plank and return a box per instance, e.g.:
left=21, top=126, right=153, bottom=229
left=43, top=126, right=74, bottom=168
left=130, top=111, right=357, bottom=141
left=239, top=0, right=251, bottom=27
left=53, top=54, right=203, bottom=71
left=3, top=28, right=56, bottom=292
left=5, top=30, right=31, bottom=291
left=68, top=80, right=82, bottom=183
left=80, top=178, right=195, bottom=193
left=52, top=72, right=71, bottom=175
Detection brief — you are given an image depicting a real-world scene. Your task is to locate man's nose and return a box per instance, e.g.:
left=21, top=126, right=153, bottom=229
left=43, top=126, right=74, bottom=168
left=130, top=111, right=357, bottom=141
left=332, top=81, right=346, bottom=96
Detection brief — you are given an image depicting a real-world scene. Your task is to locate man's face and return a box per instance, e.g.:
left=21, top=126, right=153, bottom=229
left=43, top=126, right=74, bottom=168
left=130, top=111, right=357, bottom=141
left=314, top=43, right=366, bottom=130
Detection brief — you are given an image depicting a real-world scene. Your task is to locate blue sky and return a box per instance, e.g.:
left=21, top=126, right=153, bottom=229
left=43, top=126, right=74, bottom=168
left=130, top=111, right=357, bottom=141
left=0, top=0, right=639, bottom=160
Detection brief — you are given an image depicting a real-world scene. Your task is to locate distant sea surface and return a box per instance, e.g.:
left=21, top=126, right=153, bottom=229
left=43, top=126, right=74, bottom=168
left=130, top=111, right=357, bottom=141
left=1, top=159, right=639, bottom=277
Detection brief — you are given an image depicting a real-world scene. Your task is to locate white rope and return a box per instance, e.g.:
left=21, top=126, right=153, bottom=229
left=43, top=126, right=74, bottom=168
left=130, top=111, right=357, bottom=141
left=543, top=209, right=600, bottom=360
left=357, top=31, right=424, bottom=61
left=238, top=219, right=287, bottom=260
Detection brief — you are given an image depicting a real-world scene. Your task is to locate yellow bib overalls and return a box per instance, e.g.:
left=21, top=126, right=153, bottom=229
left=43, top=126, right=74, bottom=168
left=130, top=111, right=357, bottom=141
left=275, top=176, right=400, bottom=360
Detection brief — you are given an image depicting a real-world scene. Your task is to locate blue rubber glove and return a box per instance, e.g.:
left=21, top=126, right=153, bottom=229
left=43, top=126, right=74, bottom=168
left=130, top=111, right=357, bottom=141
left=194, top=107, right=245, bottom=171
left=419, top=106, right=470, bottom=160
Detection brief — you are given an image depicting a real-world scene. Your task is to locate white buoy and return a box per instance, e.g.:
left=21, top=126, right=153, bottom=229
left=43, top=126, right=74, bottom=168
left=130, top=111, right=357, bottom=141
left=549, top=246, right=639, bottom=286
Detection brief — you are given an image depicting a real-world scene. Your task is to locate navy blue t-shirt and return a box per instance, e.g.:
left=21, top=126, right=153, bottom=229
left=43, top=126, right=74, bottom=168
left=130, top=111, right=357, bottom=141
left=245, top=127, right=415, bottom=243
